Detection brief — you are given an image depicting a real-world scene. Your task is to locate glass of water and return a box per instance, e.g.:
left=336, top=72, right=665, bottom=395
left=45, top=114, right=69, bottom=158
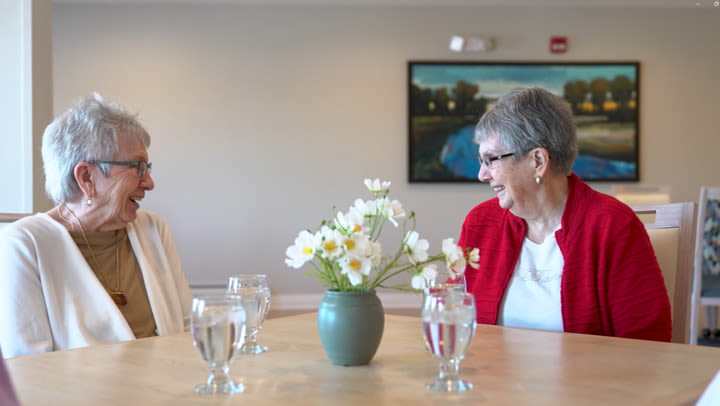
left=422, top=291, right=477, bottom=392
left=227, top=274, right=271, bottom=355
left=191, top=295, right=246, bottom=394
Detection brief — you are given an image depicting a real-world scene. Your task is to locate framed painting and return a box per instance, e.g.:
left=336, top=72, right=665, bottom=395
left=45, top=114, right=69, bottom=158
left=408, top=61, right=640, bottom=183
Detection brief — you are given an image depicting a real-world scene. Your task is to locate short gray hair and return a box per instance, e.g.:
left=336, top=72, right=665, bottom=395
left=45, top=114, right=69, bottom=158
left=41, top=93, right=151, bottom=203
left=474, top=87, right=577, bottom=175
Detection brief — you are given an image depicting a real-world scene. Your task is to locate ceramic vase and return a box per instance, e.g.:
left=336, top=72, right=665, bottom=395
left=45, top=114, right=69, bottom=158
left=317, top=290, right=385, bottom=366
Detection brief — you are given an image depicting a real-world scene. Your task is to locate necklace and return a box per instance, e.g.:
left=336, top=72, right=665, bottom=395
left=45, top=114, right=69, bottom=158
left=63, top=204, right=128, bottom=307
left=56, top=206, right=75, bottom=231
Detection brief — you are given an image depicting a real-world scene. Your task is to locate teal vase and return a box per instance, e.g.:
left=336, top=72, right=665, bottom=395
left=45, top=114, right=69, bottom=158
left=317, top=290, right=385, bottom=366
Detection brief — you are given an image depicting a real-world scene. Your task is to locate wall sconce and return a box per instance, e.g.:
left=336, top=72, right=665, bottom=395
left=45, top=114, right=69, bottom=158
left=449, top=35, right=495, bottom=52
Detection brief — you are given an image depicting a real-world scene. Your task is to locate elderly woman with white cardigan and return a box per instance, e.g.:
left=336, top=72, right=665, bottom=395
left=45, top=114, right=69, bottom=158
left=0, top=94, right=192, bottom=358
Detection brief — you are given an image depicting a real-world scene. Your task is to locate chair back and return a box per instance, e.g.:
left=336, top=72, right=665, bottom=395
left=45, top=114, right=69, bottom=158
left=613, top=184, right=672, bottom=206
left=690, top=186, right=720, bottom=345
left=632, top=202, right=696, bottom=344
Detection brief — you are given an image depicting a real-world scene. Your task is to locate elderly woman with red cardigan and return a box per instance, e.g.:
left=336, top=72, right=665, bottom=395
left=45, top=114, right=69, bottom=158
left=459, top=87, right=671, bottom=342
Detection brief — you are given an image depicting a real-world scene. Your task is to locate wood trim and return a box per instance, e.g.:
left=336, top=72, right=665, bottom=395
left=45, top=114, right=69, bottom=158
left=0, top=213, right=32, bottom=223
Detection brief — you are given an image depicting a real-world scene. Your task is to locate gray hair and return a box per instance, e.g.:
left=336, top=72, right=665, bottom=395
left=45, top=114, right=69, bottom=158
left=474, top=87, right=577, bottom=175
left=41, top=93, right=151, bottom=203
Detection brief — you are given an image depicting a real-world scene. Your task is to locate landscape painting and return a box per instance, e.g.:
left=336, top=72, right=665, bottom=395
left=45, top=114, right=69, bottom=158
left=408, top=61, right=640, bottom=182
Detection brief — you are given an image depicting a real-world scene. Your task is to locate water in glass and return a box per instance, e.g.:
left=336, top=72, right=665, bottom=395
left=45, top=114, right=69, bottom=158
left=421, top=291, right=476, bottom=392
left=227, top=274, right=271, bottom=354
left=191, top=295, right=246, bottom=394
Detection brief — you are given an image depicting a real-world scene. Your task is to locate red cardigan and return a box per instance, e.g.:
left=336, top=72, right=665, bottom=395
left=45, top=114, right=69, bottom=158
left=458, top=174, right=672, bottom=342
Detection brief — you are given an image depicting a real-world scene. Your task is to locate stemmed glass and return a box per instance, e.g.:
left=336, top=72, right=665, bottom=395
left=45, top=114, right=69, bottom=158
left=191, top=295, right=246, bottom=394
left=227, top=274, right=271, bottom=355
left=422, top=291, right=477, bottom=392
left=425, top=269, right=467, bottom=295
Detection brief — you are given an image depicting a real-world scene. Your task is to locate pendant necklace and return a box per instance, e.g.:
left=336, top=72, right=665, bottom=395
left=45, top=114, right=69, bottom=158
left=63, top=204, right=128, bottom=307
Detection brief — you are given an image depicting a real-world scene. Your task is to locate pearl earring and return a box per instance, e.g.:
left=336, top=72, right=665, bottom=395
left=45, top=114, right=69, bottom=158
left=86, top=198, right=93, bottom=206
left=535, top=176, right=542, bottom=185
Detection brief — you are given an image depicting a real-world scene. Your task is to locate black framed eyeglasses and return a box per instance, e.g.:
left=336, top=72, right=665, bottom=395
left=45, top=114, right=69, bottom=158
left=90, top=160, right=152, bottom=179
left=478, top=152, right=515, bottom=169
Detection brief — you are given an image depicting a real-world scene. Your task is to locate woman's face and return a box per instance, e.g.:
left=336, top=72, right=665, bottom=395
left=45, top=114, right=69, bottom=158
left=91, top=137, right=155, bottom=230
left=477, top=134, right=535, bottom=216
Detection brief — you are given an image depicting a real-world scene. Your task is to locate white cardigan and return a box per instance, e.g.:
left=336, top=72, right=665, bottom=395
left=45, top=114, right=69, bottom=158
left=0, top=210, right=193, bottom=358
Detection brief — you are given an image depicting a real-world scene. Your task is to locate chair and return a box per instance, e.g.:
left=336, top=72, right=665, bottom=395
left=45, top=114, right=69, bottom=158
left=690, top=187, right=720, bottom=345
left=613, top=184, right=672, bottom=206
left=632, top=202, right=696, bottom=344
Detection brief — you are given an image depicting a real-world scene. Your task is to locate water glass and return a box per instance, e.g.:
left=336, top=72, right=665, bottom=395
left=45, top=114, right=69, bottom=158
left=227, top=274, right=271, bottom=355
left=424, top=270, right=467, bottom=295
left=422, top=291, right=477, bottom=392
left=191, top=295, right=246, bottom=394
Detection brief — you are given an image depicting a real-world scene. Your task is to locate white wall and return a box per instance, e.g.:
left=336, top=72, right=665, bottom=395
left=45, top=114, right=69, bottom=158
left=51, top=5, right=720, bottom=296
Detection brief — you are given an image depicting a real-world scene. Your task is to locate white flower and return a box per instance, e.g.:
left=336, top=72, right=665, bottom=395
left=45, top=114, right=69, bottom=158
left=343, top=233, right=370, bottom=256
left=442, top=238, right=467, bottom=279
left=284, top=178, right=480, bottom=292
left=364, top=178, right=391, bottom=193
left=318, top=226, right=344, bottom=259
left=376, top=197, right=405, bottom=227
left=340, top=254, right=373, bottom=286
left=404, top=230, right=429, bottom=263
left=386, top=199, right=406, bottom=224
left=467, top=247, right=480, bottom=269
left=352, top=198, right=374, bottom=217
left=411, top=264, right=438, bottom=290
left=285, top=230, right=319, bottom=269
left=335, top=208, right=365, bottom=234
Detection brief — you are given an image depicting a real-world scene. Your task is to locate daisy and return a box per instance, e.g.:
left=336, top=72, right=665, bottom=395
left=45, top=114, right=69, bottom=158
left=284, top=230, right=318, bottom=269
left=404, top=230, right=429, bottom=263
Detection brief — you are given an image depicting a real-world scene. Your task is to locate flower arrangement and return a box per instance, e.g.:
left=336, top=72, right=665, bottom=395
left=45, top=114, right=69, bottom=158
left=284, top=179, right=479, bottom=292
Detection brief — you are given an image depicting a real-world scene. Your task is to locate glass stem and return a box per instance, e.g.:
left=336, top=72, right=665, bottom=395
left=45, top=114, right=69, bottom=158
left=208, top=364, right=230, bottom=386
left=438, top=359, right=460, bottom=382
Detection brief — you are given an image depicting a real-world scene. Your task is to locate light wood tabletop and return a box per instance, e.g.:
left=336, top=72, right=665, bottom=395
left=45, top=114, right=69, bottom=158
left=6, top=312, right=720, bottom=405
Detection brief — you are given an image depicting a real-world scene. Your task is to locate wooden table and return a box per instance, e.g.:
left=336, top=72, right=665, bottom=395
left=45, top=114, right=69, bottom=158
left=6, top=313, right=720, bottom=405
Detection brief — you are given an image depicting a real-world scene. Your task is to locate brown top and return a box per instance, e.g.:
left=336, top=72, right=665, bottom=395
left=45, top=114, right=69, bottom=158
left=69, top=228, right=158, bottom=338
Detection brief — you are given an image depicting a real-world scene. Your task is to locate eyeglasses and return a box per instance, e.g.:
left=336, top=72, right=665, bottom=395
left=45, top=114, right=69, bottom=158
left=478, top=152, right=515, bottom=169
left=90, top=160, right=152, bottom=179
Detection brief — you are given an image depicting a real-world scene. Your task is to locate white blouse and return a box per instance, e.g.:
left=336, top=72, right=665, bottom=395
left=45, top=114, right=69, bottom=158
left=497, top=227, right=564, bottom=332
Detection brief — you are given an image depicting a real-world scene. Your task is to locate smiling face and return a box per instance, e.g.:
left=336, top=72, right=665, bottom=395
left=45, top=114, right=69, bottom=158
left=477, top=133, right=536, bottom=216
left=89, top=137, right=155, bottom=230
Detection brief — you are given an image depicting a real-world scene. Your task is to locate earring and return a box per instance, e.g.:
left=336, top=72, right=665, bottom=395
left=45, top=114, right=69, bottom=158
left=86, top=197, right=93, bottom=206
left=535, top=176, right=543, bottom=185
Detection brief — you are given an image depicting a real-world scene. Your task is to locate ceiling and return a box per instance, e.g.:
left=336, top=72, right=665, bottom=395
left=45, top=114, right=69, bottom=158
left=51, top=0, right=709, bottom=8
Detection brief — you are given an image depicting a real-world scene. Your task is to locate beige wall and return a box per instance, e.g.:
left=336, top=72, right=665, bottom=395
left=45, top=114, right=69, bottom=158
left=51, top=5, right=719, bottom=296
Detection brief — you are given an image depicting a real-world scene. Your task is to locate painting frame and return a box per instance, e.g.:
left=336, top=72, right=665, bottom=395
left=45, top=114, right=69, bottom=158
left=408, top=60, right=640, bottom=183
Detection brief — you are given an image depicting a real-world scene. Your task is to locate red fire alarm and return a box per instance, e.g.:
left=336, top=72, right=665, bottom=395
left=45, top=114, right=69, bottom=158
left=550, top=36, right=568, bottom=54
